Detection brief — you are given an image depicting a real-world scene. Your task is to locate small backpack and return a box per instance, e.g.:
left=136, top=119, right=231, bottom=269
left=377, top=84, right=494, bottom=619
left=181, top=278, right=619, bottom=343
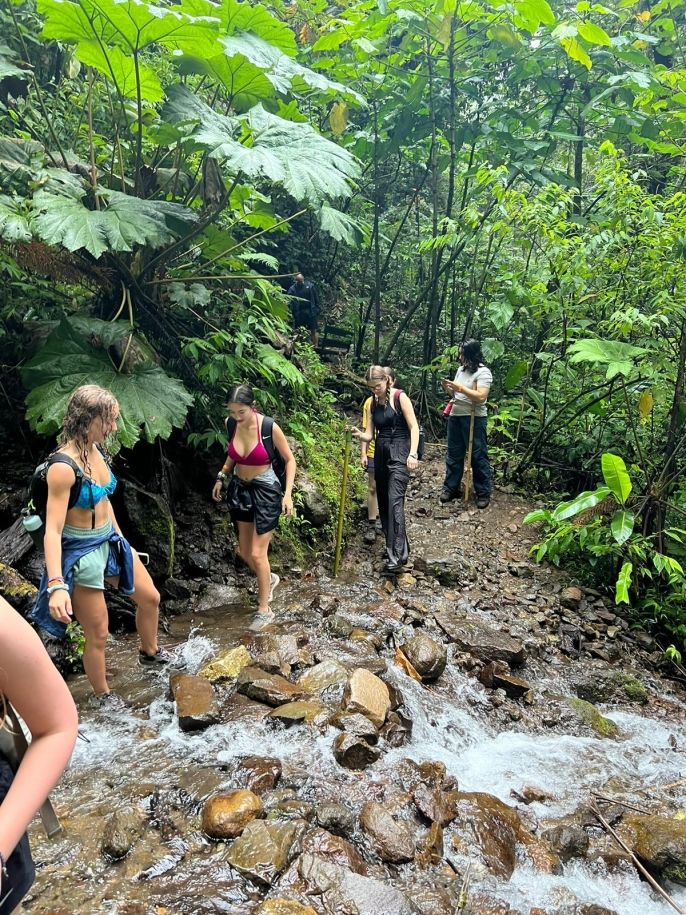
left=27, top=453, right=85, bottom=521
left=393, top=390, right=425, bottom=460
left=225, top=415, right=287, bottom=491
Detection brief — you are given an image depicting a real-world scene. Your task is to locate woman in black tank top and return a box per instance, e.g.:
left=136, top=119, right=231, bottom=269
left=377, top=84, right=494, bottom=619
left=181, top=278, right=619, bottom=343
left=353, top=365, right=420, bottom=572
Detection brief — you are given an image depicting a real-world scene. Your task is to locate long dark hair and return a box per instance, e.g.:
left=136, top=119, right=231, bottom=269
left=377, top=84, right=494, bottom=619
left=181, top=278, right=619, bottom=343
left=227, top=384, right=255, bottom=407
left=461, top=339, right=483, bottom=374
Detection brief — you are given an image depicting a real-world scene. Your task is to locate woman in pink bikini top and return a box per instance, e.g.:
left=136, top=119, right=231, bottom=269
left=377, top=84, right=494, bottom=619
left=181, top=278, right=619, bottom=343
left=212, top=384, right=296, bottom=628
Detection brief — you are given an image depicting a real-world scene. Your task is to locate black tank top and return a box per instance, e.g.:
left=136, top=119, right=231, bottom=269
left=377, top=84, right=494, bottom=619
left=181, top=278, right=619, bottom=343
left=373, top=391, right=410, bottom=440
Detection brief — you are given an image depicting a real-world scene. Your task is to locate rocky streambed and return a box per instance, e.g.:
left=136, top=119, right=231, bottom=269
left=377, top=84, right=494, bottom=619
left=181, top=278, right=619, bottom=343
left=23, top=448, right=686, bottom=915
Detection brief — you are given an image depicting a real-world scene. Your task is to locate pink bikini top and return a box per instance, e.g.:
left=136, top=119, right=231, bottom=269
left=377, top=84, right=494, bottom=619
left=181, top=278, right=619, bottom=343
left=227, top=411, right=271, bottom=466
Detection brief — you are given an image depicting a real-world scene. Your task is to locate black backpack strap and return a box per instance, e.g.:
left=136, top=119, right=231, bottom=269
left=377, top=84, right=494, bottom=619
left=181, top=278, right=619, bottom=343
left=393, top=389, right=403, bottom=411
left=47, top=453, right=83, bottom=482
left=261, top=416, right=277, bottom=464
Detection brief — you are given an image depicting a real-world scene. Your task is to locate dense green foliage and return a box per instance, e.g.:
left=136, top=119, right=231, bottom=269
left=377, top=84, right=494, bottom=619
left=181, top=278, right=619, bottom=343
left=0, top=0, right=685, bottom=651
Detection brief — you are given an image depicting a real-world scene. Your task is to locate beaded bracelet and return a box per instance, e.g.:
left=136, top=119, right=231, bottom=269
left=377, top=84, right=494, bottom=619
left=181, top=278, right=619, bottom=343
left=0, top=849, right=7, bottom=877
left=48, top=576, right=64, bottom=585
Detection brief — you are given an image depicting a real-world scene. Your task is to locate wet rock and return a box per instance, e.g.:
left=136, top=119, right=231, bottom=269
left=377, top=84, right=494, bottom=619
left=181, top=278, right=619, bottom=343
left=226, top=819, right=297, bottom=886
left=449, top=792, right=561, bottom=879
left=262, top=634, right=301, bottom=667
left=236, top=666, right=304, bottom=707
left=255, top=900, right=317, bottom=915
left=379, top=709, right=413, bottom=746
left=621, top=813, right=686, bottom=883
left=170, top=674, right=220, bottom=731
left=541, top=824, right=590, bottom=862
left=120, top=479, right=174, bottom=578
left=235, top=757, right=282, bottom=795
left=415, top=553, right=476, bottom=586
left=332, top=733, right=381, bottom=770
left=330, top=711, right=379, bottom=744
left=350, top=628, right=382, bottom=651
left=573, top=671, right=616, bottom=705
left=297, top=478, right=330, bottom=528
left=297, top=853, right=415, bottom=914
left=510, top=785, right=552, bottom=805
left=202, top=789, right=262, bottom=839
left=302, top=827, right=367, bottom=873
left=101, top=807, right=141, bottom=860
left=479, top=661, right=531, bottom=699
left=199, top=645, right=252, bottom=682
left=400, top=633, right=447, bottom=681
left=194, top=581, right=244, bottom=613
left=161, top=577, right=196, bottom=600
left=341, top=668, right=390, bottom=728
left=267, top=798, right=315, bottom=822
left=434, top=613, right=526, bottom=666
left=360, top=801, right=416, bottom=863
left=413, top=783, right=459, bottom=826
left=315, top=804, right=356, bottom=838
left=396, top=572, right=417, bottom=588
left=267, top=700, right=328, bottom=726
left=415, top=822, right=444, bottom=868
left=327, top=614, right=355, bottom=637
left=566, top=698, right=619, bottom=739
left=397, top=758, right=452, bottom=792
left=560, top=586, right=583, bottom=609
left=297, top=658, right=348, bottom=693
left=221, top=692, right=273, bottom=724
left=406, top=880, right=460, bottom=914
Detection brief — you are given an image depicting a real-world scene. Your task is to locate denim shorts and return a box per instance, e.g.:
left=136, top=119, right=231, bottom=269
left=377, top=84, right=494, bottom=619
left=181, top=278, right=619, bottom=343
left=366, top=457, right=375, bottom=475
left=65, top=522, right=112, bottom=590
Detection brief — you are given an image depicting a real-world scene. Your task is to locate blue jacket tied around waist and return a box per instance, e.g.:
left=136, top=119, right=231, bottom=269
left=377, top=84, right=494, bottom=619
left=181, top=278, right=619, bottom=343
left=32, top=528, right=135, bottom=638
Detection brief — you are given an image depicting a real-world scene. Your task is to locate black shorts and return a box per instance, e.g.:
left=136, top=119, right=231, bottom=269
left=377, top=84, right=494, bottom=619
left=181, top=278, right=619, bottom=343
left=225, top=469, right=283, bottom=534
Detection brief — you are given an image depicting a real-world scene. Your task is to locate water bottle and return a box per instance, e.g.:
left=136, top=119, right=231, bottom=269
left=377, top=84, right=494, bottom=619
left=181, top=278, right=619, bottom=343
left=21, top=511, right=44, bottom=549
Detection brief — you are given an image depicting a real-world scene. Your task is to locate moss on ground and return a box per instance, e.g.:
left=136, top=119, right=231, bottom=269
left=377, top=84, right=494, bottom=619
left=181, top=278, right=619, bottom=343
left=568, top=697, right=619, bottom=738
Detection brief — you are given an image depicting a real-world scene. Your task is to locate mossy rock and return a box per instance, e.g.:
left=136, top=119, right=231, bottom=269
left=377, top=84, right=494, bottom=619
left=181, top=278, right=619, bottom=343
left=611, top=673, right=648, bottom=704
left=568, top=698, right=619, bottom=739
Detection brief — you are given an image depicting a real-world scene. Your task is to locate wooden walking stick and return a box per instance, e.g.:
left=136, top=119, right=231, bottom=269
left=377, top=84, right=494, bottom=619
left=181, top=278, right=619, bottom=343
left=463, top=381, right=477, bottom=509
left=333, top=429, right=351, bottom=577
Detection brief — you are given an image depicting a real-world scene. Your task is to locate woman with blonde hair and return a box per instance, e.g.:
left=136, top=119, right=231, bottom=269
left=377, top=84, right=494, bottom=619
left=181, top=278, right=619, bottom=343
left=32, top=384, right=169, bottom=706
left=0, top=596, right=77, bottom=912
left=353, top=366, right=419, bottom=573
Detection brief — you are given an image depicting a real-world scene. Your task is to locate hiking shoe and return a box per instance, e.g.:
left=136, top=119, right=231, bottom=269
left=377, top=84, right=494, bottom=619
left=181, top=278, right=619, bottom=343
left=476, top=496, right=490, bottom=510
left=88, top=692, right=128, bottom=711
left=269, top=573, right=280, bottom=602
left=249, top=610, right=275, bottom=631
left=439, top=488, right=456, bottom=503
left=138, top=647, right=173, bottom=666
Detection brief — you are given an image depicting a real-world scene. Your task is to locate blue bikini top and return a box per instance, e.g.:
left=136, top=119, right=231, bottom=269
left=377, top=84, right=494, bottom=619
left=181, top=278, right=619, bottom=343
left=73, top=467, right=117, bottom=509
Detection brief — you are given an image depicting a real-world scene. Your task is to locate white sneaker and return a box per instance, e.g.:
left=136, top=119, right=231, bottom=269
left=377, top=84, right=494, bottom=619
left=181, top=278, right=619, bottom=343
left=249, top=610, right=275, bottom=631
left=269, top=573, right=280, bottom=602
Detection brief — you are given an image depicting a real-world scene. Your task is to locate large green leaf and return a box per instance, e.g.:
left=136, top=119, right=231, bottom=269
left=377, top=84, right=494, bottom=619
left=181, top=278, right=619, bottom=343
left=167, top=88, right=359, bottom=203
left=615, top=561, right=632, bottom=605
left=319, top=204, right=366, bottom=246
left=38, top=0, right=218, bottom=53
left=0, top=138, right=46, bottom=179
left=552, top=486, right=611, bottom=521
left=180, top=0, right=296, bottom=54
left=0, top=43, right=29, bottom=81
left=254, top=343, right=305, bottom=387
left=601, top=453, right=632, bottom=505
left=31, top=182, right=197, bottom=258
left=74, top=40, right=164, bottom=101
left=22, top=318, right=193, bottom=448
left=568, top=338, right=646, bottom=380
left=577, top=20, right=611, bottom=47
left=0, top=195, right=31, bottom=243
left=611, top=509, right=635, bottom=545
left=561, top=36, right=592, bottom=69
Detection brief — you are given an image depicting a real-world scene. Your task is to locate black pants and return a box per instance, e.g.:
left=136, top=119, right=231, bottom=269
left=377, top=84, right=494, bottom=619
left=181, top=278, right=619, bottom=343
left=374, top=437, right=410, bottom=566
left=444, top=415, right=492, bottom=498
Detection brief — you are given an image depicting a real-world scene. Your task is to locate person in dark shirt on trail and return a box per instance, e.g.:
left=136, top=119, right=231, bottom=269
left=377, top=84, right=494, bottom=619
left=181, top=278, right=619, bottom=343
left=287, top=272, right=320, bottom=346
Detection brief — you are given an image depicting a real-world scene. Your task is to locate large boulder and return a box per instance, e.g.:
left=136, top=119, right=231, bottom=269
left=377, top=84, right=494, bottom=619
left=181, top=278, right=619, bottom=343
left=621, top=814, right=686, bottom=883
left=360, top=802, right=416, bottom=863
left=297, top=478, right=330, bottom=528
left=341, top=668, right=390, bottom=728
left=119, top=479, right=174, bottom=578
left=199, top=645, right=252, bottom=682
left=400, top=633, right=447, bottom=681
left=202, top=790, right=263, bottom=839
left=434, top=613, right=526, bottom=666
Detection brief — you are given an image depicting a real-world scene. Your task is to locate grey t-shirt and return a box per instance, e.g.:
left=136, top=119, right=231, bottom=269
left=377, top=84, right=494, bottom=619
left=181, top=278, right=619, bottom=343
left=449, top=364, right=492, bottom=417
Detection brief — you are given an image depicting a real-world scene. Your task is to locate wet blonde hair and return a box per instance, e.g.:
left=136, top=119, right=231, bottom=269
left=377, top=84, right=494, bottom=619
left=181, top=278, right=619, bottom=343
left=59, top=385, right=119, bottom=476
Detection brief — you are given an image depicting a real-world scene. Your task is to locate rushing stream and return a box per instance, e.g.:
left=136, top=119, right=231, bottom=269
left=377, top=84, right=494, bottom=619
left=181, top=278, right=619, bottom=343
left=26, top=567, right=686, bottom=915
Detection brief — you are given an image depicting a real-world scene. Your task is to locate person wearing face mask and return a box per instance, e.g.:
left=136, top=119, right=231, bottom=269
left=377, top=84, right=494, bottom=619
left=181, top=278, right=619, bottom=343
left=212, top=384, right=296, bottom=629
left=352, top=366, right=420, bottom=573
left=31, top=384, right=170, bottom=707
left=440, top=339, right=493, bottom=509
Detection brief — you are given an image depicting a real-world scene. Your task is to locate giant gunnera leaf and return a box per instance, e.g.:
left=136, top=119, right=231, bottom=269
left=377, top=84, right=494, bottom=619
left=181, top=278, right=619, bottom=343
left=21, top=317, right=193, bottom=448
